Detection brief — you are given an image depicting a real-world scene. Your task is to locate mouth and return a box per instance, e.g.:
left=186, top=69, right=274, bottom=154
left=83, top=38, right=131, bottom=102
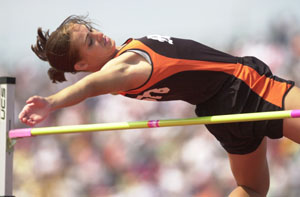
left=103, top=35, right=110, bottom=46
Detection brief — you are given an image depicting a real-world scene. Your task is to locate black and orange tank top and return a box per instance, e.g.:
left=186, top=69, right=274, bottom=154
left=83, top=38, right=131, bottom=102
left=115, top=35, right=293, bottom=107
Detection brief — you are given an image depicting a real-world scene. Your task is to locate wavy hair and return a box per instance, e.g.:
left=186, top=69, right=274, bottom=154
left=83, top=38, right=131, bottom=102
left=31, top=15, right=95, bottom=83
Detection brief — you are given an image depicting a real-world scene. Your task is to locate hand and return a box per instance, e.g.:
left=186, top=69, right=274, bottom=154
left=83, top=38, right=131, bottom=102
left=19, top=96, right=52, bottom=126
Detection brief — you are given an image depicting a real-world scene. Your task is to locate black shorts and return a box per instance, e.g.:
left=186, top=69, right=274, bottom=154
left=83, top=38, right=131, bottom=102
left=195, top=56, right=294, bottom=154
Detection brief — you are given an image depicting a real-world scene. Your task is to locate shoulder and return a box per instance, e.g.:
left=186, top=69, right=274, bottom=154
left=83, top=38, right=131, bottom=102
left=99, top=51, right=152, bottom=91
left=103, top=51, right=151, bottom=72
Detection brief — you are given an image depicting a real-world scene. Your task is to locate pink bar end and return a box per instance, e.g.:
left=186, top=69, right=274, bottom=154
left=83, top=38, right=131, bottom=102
left=291, top=110, right=300, bottom=118
left=9, top=128, right=32, bottom=139
left=147, top=120, right=160, bottom=128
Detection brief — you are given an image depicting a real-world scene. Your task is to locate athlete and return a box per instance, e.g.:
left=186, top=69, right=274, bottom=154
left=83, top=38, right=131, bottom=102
left=19, top=15, right=300, bottom=196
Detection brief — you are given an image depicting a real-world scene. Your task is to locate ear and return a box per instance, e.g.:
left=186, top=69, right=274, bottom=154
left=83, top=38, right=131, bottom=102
left=74, top=61, right=89, bottom=71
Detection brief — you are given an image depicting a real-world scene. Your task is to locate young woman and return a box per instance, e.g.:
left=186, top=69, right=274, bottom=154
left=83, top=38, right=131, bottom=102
left=19, top=15, right=300, bottom=196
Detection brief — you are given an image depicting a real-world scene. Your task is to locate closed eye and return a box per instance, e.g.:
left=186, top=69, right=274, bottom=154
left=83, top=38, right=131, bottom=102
left=85, top=26, right=94, bottom=47
left=88, top=35, right=93, bottom=47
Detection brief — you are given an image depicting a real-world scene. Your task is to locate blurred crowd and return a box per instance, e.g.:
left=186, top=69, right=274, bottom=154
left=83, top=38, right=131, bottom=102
left=3, top=14, right=300, bottom=197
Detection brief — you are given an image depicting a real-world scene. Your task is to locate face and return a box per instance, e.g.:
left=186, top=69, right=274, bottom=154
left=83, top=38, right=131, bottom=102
left=70, top=24, right=117, bottom=72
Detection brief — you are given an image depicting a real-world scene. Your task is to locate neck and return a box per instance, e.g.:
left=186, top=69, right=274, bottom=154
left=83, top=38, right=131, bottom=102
left=112, top=47, right=120, bottom=59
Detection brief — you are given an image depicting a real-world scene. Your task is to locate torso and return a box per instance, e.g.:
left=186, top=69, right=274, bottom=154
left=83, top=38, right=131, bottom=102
left=114, top=36, right=239, bottom=104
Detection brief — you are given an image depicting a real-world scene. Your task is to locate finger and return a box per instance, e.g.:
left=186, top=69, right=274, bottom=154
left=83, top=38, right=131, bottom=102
left=25, top=121, right=33, bottom=127
left=21, top=117, right=28, bottom=124
left=26, top=96, right=39, bottom=104
left=19, top=105, right=30, bottom=118
left=23, top=117, right=32, bottom=126
left=21, top=103, right=34, bottom=114
left=18, top=110, right=25, bottom=119
left=19, top=106, right=32, bottom=122
left=27, top=119, right=35, bottom=126
left=19, top=108, right=29, bottom=120
left=27, top=118, right=38, bottom=127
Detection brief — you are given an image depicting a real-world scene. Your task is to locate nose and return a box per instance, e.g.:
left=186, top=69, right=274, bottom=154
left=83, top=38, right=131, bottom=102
left=91, top=31, right=103, bottom=43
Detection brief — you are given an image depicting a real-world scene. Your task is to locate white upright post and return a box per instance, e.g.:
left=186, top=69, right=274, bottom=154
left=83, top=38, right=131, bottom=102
left=0, top=77, right=15, bottom=197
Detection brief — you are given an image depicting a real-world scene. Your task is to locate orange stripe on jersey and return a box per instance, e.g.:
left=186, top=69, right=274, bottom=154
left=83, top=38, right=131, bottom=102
left=233, top=64, right=292, bottom=108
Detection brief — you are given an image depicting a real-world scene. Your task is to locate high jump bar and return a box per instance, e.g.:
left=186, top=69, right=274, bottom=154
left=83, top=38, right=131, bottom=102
left=9, top=109, right=300, bottom=139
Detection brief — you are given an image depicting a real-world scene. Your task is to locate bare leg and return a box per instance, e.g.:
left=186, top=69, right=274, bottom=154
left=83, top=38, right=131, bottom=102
left=228, top=138, right=269, bottom=197
left=283, top=86, right=300, bottom=143
left=227, top=86, right=300, bottom=196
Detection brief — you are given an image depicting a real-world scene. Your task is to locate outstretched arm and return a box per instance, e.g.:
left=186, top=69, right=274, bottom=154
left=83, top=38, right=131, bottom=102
left=19, top=52, right=151, bottom=126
